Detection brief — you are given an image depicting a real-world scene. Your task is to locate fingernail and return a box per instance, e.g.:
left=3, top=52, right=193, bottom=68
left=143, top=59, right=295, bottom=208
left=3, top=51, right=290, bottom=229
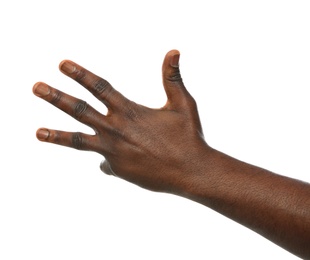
left=60, top=61, right=76, bottom=74
left=33, top=83, right=50, bottom=97
left=36, top=128, right=50, bottom=140
left=170, top=53, right=180, bottom=68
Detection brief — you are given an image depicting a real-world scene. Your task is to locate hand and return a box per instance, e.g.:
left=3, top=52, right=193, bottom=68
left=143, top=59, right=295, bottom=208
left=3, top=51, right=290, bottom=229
left=33, top=50, right=310, bottom=258
left=33, top=50, right=210, bottom=194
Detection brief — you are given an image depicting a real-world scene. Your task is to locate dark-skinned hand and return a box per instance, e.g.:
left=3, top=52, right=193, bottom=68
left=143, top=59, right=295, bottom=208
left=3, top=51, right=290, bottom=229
left=33, top=50, right=310, bottom=259
left=33, top=50, right=209, bottom=194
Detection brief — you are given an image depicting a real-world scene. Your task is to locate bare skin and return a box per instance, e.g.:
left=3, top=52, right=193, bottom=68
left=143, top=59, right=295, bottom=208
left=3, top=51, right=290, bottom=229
left=33, top=50, right=310, bottom=259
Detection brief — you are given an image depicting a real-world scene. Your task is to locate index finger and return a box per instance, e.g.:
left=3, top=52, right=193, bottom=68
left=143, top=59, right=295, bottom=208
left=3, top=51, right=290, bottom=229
left=59, top=60, right=127, bottom=110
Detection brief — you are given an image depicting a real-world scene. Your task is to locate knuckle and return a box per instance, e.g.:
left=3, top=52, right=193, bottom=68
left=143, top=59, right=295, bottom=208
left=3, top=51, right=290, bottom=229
left=52, top=130, right=62, bottom=144
left=112, top=129, right=124, bottom=140
left=93, top=78, right=111, bottom=94
left=167, top=68, right=183, bottom=82
left=74, top=100, right=88, bottom=118
left=125, top=108, right=138, bottom=120
left=50, top=89, right=62, bottom=105
left=124, top=101, right=139, bottom=120
left=72, top=132, right=83, bottom=150
left=109, top=127, right=125, bottom=141
left=75, top=68, right=87, bottom=82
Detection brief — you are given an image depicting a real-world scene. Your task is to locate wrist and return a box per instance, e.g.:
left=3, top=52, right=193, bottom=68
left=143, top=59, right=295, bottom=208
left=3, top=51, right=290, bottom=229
left=174, top=144, right=219, bottom=200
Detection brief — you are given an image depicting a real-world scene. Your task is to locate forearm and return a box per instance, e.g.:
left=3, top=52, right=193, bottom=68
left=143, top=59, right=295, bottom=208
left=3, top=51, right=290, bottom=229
left=182, top=147, right=310, bottom=259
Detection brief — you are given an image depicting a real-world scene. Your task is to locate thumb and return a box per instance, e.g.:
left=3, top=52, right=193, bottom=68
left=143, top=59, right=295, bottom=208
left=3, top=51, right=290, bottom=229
left=162, top=50, right=190, bottom=109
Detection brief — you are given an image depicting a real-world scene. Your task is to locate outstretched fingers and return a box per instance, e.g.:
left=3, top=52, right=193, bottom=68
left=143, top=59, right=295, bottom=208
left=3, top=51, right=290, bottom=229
left=59, top=60, right=127, bottom=111
left=33, top=82, right=106, bottom=131
left=36, top=128, right=102, bottom=152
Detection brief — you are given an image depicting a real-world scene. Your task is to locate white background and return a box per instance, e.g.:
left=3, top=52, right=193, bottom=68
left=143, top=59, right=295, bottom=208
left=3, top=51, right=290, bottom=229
left=1, top=1, right=309, bottom=259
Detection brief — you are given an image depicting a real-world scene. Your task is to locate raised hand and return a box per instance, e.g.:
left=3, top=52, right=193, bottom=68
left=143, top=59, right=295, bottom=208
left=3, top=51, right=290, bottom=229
left=33, top=50, right=210, bottom=193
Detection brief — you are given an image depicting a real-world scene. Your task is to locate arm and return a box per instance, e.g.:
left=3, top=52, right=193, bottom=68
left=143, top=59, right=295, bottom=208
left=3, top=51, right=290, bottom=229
left=33, top=50, right=310, bottom=259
